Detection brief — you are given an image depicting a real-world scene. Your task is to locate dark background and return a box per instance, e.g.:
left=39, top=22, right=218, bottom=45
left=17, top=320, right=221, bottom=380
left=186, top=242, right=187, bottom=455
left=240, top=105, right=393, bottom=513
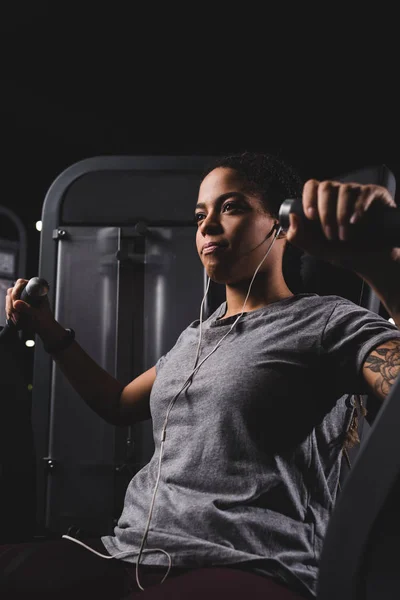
left=1, top=5, right=399, bottom=285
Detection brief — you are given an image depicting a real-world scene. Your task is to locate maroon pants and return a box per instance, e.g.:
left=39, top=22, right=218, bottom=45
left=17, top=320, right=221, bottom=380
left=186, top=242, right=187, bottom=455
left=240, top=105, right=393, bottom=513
left=0, top=537, right=310, bottom=599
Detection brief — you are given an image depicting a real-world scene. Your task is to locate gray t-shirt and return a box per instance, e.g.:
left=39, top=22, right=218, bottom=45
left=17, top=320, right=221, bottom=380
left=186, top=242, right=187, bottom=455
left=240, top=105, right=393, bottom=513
left=102, top=293, right=400, bottom=598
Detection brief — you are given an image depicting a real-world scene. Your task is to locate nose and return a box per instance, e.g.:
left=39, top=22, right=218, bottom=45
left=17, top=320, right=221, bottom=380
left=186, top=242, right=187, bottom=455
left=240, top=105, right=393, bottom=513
left=198, top=211, right=223, bottom=236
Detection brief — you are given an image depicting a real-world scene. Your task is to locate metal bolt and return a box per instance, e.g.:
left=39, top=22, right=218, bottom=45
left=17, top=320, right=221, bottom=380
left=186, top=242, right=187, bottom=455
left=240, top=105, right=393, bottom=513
left=135, top=221, right=148, bottom=236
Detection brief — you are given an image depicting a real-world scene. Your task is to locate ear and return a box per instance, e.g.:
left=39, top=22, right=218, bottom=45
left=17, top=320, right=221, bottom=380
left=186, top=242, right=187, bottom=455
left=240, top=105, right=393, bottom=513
left=274, top=222, right=286, bottom=238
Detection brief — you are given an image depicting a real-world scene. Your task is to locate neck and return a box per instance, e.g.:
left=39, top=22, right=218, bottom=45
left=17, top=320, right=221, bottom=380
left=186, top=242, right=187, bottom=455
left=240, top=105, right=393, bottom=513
left=223, top=272, right=294, bottom=318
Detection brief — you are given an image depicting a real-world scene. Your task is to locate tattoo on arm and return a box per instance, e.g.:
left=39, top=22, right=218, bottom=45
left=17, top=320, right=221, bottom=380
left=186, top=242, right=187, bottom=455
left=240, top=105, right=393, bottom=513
left=364, top=340, right=400, bottom=399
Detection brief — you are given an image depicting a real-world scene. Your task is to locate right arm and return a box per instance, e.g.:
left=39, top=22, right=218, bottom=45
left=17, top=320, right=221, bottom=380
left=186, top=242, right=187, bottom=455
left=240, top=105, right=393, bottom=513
left=6, top=280, right=156, bottom=426
left=46, top=325, right=156, bottom=426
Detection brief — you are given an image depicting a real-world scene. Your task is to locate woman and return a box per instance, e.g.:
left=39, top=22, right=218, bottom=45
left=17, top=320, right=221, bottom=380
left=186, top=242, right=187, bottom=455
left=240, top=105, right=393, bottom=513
left=1, top=152, right=400, bottom=599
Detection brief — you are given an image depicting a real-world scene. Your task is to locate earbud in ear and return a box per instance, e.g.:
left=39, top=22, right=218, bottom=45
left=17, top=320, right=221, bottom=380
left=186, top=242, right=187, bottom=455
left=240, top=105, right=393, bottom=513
left=274, top=223, right=286, bottom=238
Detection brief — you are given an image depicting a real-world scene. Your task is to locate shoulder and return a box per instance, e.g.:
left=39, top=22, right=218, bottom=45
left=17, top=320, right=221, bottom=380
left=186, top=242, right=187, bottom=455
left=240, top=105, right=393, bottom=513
left=289, top=293, right=349, bottom=309
left=285, top=293, right=350, bottom=321
left=319, top=294, right=388, bottom=322
left=320, top=294, right=400, bottom=362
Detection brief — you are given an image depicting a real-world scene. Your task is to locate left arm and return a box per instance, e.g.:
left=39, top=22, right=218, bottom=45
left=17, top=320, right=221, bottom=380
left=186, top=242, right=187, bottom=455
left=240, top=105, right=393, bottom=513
left=362, top=339, right=400, bottom=402
left=286, top=178, right=400, bottom=404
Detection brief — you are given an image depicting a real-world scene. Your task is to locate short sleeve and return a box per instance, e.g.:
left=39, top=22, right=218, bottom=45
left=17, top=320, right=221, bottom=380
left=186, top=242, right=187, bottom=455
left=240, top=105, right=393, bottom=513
left=321, top=299, right=400, bottom=394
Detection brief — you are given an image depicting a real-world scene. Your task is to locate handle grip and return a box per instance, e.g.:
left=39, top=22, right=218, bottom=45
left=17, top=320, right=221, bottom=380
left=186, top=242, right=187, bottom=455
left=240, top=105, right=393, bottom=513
left=0, top=277, right=49, bottom=343
left=279, top=198, right=400, bottom=248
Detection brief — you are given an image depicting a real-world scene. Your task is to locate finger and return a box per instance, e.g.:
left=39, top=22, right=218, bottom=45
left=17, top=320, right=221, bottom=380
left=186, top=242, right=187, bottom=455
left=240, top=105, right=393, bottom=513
left=7, top=279, right=29, bottom=322
left=302, top=179, right=320, bottom=220
left=286, top=212, right=305, bottom=248
left=351, top=184, right=395, bottom=224
left=5, top=287, right=14, bottom=321
left=286, top=213, right=297, bottom=245
left=337, top=183, right=361, bottom=241
left=14, top=299, right=31, bottom=313
left=317, top=181, right=340, bottom=241
left=5, top=287, right=25, bottom=322
left=11, top=278, right=28, bottom=304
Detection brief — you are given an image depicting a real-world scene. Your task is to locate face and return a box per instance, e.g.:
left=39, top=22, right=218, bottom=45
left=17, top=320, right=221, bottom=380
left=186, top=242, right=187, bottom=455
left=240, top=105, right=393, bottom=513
left=195, top=167, right=279, bottom=284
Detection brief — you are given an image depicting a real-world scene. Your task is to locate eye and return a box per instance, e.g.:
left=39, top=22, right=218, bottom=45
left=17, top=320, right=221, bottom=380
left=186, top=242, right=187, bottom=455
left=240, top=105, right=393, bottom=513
left=194, top=213, right=205, bottom=224
left=222, top=202, right=241, bottom=213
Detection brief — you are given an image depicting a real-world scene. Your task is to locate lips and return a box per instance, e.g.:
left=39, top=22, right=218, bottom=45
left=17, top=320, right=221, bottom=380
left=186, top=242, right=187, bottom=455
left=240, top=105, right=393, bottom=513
left=202, top=242, right=227, bottom=254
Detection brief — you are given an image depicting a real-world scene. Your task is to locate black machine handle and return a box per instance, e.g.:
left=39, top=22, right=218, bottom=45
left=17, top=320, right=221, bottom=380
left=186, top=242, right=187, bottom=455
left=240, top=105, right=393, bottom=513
left=279, top=198, right=400, bottom=248
left=0, top=277, right=49, bottom=343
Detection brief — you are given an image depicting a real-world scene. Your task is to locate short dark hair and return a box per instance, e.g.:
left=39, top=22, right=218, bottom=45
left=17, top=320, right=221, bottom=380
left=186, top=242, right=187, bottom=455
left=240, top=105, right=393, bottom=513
left=202, top=151, right=305, bottom=293
left=202, top=151, right=304, bottom=219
